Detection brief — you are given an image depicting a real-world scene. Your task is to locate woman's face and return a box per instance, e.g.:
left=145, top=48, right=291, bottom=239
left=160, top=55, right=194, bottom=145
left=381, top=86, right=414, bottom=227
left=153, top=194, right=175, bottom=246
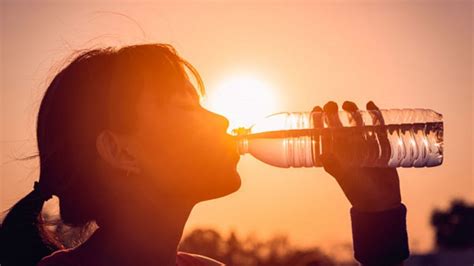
left=127, top=83, right=241, bottom=202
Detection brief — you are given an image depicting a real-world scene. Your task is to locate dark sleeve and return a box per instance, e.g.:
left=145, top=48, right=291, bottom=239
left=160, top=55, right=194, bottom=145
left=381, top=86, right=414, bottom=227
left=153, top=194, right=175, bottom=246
left=350, top=203, right=410, bottom=266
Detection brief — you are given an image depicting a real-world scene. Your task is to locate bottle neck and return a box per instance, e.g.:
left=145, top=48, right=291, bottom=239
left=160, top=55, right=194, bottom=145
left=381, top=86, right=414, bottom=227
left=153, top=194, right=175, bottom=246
left=236, top=138, right=248, bottom=155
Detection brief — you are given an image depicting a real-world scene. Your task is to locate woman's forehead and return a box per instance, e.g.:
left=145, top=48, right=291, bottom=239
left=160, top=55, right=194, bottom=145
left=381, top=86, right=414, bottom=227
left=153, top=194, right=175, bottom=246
left=168, top=89, right=199, bottom=104
left=138, top=83, right=199, bottom=107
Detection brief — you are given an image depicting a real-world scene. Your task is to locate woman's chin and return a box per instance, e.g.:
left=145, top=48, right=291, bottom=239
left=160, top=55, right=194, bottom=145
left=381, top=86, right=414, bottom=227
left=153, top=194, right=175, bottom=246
left=200, top=171, right=241, bottom=201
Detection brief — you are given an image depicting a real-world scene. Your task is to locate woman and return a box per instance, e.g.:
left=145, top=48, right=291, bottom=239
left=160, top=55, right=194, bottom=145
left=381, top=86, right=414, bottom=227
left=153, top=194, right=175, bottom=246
left=0, top=44, right=409, bottom=266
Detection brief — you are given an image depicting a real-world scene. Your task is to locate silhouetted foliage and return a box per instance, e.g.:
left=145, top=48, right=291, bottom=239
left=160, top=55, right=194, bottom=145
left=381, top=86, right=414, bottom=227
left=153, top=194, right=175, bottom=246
left=431, top=199, right=474, bottom=250
left=178, top=228, right=342, bottom=266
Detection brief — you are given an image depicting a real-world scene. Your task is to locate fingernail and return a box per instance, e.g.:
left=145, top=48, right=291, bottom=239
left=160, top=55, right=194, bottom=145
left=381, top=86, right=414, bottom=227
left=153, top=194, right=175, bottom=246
left=342, top=101, right=357, bottom=112
left=367, top=101, right=378, bottom=110
left=324, top=101, right=338, bottom=113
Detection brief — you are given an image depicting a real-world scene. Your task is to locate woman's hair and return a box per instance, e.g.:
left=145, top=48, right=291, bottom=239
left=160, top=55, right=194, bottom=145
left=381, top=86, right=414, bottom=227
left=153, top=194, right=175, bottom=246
left=0, top=43, right=205, bottom=265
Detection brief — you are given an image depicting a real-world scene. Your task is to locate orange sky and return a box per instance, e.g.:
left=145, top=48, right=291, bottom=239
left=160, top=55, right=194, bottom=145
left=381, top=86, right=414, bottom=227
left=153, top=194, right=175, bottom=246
left=1, top=0, right=472, bottom=255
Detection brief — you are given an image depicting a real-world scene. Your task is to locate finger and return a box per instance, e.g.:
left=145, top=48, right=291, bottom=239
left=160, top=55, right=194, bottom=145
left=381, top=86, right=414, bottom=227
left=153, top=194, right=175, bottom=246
left=342, top=101, right=365, bottom=166
left=311, top=105, right=324, bottom=166
left=342, top=101, right=363, bottom=126
left=311, top=106, right=324, bottom=128
left=323, top=101, right=343, bottom=128
left=342, top=101, right=358, bottom=111
left=312, top=105, right=323, bottom=112
left=366, top=100, right=378, bottom=110
left=322, top=101, right=344, bottom=164
left=366, top=101, right=391, bottom=167
left=366, top=101, right=385, bottom=126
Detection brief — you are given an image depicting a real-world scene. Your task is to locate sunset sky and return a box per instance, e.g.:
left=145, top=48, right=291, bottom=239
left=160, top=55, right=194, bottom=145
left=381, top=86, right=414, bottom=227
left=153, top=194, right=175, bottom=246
left=1, top=0, right=472, bottom=256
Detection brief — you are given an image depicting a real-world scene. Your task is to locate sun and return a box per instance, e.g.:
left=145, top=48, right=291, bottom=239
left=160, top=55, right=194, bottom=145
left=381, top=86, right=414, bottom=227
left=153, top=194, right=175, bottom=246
left=203, top=74, right=278, bottom=132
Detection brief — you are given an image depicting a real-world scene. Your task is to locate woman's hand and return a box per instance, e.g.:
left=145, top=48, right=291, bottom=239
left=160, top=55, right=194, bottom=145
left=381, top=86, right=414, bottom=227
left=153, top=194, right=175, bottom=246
left=314, top=101, right=402, bottom=212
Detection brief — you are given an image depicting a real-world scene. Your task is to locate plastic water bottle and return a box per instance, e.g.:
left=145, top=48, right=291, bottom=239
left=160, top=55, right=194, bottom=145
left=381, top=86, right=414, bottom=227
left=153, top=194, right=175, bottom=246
left=233, top=109, right=443, bottom=168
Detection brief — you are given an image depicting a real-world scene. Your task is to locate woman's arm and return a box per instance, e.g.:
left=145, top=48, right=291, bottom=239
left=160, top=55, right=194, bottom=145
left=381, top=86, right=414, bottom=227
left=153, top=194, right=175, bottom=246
left=315, top=101, right=410, bottom=266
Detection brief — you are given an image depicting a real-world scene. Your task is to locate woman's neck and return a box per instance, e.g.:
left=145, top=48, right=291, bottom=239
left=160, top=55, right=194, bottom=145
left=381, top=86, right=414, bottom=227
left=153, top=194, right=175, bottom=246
left=79, top=197, right=195, bottom=266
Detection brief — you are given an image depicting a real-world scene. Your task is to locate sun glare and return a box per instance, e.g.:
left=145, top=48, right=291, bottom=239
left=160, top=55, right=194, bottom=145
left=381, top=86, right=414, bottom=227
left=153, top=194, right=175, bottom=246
left=203, top=74, right=277, bottom=132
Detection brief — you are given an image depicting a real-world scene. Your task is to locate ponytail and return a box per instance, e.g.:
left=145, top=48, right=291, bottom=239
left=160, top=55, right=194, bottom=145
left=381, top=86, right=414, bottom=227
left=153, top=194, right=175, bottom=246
left=0, top=182, right=63, bottom=266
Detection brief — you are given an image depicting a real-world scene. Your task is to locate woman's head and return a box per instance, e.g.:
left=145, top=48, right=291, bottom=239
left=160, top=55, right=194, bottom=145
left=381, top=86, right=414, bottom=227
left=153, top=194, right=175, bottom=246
left=0, top=43, right=241, bottom=265
left=40, top=44, right=240, bottom=225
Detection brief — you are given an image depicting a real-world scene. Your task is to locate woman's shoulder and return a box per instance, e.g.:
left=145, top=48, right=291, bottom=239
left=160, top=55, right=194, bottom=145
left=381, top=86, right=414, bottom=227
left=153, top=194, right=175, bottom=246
left=37, top=248, right=80, bottom=266
left=177, top=251, right=225, bottom=266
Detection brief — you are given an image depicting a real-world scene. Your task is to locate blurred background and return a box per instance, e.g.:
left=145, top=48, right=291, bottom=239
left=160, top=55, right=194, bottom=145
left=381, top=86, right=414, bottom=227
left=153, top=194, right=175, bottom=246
left=1, top=0, right=473, bottom=265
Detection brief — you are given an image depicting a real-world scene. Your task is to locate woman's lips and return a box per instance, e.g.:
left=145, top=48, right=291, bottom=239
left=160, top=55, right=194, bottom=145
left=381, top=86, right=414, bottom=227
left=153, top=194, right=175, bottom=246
left=232, top=152, right=241, bottom=164
left=210, top=134, right=240, bottom=165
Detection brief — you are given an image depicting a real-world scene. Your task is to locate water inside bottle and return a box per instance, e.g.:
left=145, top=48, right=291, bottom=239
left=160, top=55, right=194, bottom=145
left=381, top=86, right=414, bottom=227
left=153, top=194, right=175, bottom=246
left=235, top=122, right=443, bottom=168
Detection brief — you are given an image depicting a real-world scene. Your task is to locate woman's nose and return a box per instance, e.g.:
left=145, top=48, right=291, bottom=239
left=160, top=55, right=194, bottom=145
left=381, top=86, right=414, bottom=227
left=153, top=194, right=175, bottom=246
left=206, top=109, right=229, bottom=131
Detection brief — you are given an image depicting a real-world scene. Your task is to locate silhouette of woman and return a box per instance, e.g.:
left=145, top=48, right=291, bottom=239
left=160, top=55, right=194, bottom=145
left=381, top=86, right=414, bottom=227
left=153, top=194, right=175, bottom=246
left=0, top=44, right=409, bottom=266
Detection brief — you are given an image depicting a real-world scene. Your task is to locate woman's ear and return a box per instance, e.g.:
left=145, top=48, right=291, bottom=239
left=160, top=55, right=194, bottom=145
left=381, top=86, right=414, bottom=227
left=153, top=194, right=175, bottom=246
left=96, top=130, right=141, bottom=175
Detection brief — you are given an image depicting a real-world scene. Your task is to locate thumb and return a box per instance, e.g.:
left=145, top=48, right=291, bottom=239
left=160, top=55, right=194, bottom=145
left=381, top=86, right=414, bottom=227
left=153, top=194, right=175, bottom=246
left=320, top=153, right=344, bottom=178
